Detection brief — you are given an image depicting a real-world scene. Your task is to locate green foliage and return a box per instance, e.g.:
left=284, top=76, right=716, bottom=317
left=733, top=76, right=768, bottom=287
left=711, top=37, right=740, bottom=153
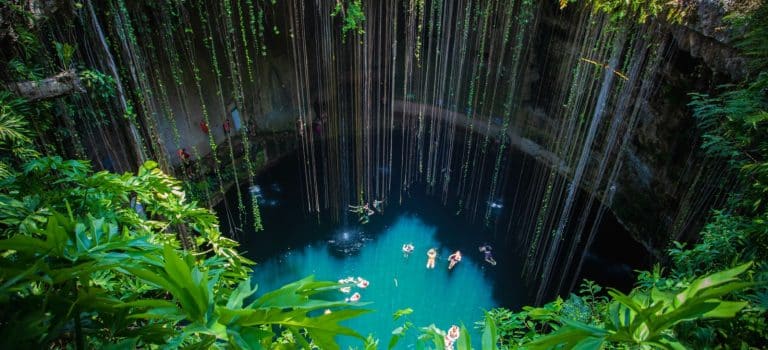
left=559, top=0, right=687, bottom=24
left=387, top=308, right=474, bottom=350
left=486, top=264, right=752, bottom=349
left=53, top=42, right=75, bottom=68
left=0, top=91, right=39, bottom=179
left=0, top=157, right=369, bottom=348
left=676, top=5, right=768, bottom=347
left=477, top=4, right=768, bottom=349
left=331, top=0, right=366, bottom=42
left=79, top=69, right=116, bottom=101
left=668, top=212, right=756, bottom=278
left=732, top=4, right=768, bottom=74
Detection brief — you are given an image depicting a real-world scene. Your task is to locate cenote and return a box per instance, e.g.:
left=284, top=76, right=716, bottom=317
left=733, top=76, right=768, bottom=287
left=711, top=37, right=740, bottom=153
left=2, top=0, right=766, bottom=348
left=215, top=142, right=647, bottom=346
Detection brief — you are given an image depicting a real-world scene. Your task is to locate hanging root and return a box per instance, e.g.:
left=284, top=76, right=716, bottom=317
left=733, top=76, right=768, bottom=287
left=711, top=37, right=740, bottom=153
left=579, top=57, right=629, bottom=81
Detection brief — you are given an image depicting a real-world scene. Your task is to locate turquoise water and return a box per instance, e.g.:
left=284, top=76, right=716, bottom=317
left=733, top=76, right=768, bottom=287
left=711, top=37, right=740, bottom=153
left=221, top=151, right=642, bottom=347
left=250, top=214, right=498, bottom=348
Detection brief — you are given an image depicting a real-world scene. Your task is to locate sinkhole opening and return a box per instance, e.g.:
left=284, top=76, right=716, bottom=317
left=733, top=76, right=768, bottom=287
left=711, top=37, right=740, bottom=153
left=214, top=139, right=649, bottom=344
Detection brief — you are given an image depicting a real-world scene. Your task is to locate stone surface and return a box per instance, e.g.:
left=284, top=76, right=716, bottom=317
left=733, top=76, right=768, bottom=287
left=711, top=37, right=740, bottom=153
left=151, top=0, right=745, bottom=257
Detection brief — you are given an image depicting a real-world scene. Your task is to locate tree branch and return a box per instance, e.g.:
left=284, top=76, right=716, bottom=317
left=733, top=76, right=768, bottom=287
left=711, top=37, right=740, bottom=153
left=4, top=69, right=85, bottom=101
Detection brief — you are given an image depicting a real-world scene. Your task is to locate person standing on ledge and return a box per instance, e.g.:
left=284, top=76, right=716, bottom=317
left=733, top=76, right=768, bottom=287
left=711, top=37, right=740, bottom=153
left=176, top=148, right=191, bottom=163
left=223, top=118, right=231, bottom=134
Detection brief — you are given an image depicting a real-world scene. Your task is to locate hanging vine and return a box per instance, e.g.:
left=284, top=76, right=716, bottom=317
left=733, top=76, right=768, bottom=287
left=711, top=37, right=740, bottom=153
left=331, top=0, right=366, bottom=42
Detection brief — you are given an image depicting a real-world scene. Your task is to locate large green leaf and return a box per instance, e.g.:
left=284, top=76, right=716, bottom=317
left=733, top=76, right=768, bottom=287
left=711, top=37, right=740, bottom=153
left=679, top=262, right=752, bottom=305
left=0, top=234, right=50, bottom=253
left=227, top=279, right=259, bottom=309
left=523, top=322, right=606, bottom=350
left=458, top=324, right=472, bottom=350
left=482, top=313, right=498, bottom=350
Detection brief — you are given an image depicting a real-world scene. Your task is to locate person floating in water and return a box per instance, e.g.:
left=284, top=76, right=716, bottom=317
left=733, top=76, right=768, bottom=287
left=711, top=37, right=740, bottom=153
left=402, top=243, right=415, bottom=257
left=479, top=244, right=497, bottom=266
left=372, top=199, right=384, bottom=212
left=355, top=277, right=370, bottom=289
left=444, top=325, right=461, bottom=350
left=365, top=203, right=374, bottom=216
left=199, top=120, right=209, bottom=134
left=346, top=292, right=361, bottom=303
left=348, top=203, right=375, bottom=224
left=448, top=250, right=462, bottom=270
left=426, top=248, right=437, bottom=269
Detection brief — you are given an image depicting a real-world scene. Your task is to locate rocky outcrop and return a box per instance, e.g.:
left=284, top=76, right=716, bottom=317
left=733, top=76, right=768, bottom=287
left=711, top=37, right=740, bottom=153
left=671, top=0, right=749, bottom=80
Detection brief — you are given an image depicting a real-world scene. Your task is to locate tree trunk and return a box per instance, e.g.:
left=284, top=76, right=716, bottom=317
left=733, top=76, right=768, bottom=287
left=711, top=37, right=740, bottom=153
left=86, top=0, right=147, bottom=167
left=4, top=69, right=85, bottom=101
left=176, top=224, right=194, bottom=251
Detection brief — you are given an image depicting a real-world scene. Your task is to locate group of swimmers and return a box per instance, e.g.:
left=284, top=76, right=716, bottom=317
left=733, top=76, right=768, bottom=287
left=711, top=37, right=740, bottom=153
left=348, top=200, right=384, bottom=224
left=338, top=276, right=370, bottom=303
left=401, top=244, right=496, bottom=269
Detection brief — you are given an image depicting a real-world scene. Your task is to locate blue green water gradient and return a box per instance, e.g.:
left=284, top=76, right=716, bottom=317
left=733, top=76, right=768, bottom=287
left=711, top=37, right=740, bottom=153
left=250, top=214, right=498, bottom=348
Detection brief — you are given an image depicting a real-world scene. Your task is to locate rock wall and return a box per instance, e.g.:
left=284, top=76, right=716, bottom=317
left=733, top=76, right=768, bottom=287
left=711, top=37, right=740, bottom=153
left=146, top=1, right=744, bottom=255
left=525, top=1, right=744, bottom=256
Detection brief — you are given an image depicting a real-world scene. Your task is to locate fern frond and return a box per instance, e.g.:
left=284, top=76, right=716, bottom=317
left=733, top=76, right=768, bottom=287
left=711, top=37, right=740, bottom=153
left=0, top=161, right=12, bottom=180
left=0, top=91, right=33, bottom=146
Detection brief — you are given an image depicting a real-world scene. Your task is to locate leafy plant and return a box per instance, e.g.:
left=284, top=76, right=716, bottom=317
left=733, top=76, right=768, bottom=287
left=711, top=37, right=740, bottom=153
left=523, top=263, right=754, bottom=349
left=79, top=69, right=116, bottom=100
left=53, top=41, right=75, bottom=68
left=331, top=0, right=366, bottom=42
left=0, top=157, right=369, bottom=348
left=560, top=0, right=687, bottom=24
left=387, top=308, right=474, bottom=350
left=0, top=91, right=38, bottom=178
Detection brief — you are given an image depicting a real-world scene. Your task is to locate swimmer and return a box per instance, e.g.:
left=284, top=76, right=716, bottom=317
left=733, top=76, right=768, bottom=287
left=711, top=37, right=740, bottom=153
left=346, top=292, right=361, bottom=303
left=479, top=244, right=497, bottom=265
left=356, top=277, right=370, bottom=289
left=402, top=243, right=415, bottom=257
left=349, top=203, right=374, bottom=223
left=426, top=248, right=437, bottom=269
left=340, top=286, right=352, bottom=294
left=363, top=203, right=375, bottom=216
left=448, top=250, right=462, bottom=270
left=348, top=204, right=372, bottom=215
left=444, top=325, right=460, bottom=349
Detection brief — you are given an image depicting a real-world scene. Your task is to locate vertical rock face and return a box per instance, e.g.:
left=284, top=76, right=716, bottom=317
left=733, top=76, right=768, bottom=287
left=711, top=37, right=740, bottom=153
left=522, top=1, right=745, bottom=255
left=102, top=0, right=743, bottom=256
left=672, top=0, right=748, bottom=80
